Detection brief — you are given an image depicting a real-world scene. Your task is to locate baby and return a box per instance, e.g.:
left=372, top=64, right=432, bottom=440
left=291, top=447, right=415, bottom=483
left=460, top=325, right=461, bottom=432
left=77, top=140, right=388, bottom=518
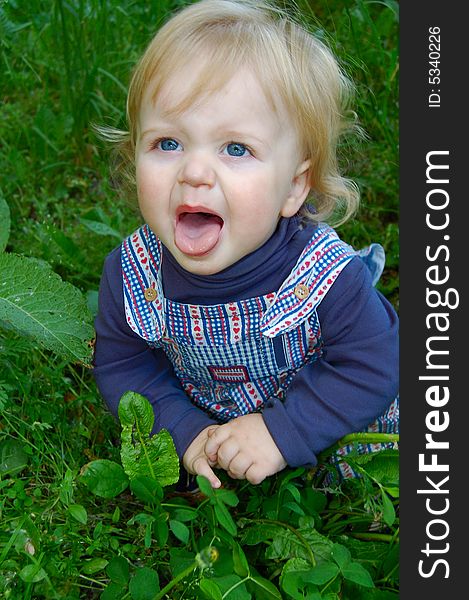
left=93, top=0, right=399, bottom=488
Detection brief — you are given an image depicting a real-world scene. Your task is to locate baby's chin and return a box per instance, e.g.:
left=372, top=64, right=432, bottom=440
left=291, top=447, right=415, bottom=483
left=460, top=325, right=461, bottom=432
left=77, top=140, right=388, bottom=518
left=172, top=250, right=237, bottom=277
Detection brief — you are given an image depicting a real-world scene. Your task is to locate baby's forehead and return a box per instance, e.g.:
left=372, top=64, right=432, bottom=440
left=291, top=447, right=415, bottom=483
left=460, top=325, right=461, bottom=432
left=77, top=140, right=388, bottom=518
left=143, top=60, right=281, bottom=120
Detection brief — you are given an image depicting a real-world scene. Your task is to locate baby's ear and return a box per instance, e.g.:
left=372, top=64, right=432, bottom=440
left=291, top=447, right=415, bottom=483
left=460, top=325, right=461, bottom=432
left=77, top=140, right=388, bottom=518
left=280, top=159, right=311, bottom=218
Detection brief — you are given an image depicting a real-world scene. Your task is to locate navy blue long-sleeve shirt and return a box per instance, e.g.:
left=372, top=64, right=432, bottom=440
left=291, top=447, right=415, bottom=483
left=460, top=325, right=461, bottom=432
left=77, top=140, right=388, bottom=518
left=93, top=217, right=399, bottom=466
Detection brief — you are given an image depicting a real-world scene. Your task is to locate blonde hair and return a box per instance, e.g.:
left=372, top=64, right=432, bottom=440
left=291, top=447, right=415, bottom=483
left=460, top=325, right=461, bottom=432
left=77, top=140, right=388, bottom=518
left=102, top=0, right=360, bottom=225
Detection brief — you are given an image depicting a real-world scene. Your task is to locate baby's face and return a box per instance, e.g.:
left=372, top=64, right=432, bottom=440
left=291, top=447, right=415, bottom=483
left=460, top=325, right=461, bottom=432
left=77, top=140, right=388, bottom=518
left=135, top=66, right=310, bottom=275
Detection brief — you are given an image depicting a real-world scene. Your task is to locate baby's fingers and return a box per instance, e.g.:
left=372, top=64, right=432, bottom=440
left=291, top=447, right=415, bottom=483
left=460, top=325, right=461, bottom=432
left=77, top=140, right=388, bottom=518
left=192, top=456, right=221, bottom=489
left=204, top=425, right=231, bottom=460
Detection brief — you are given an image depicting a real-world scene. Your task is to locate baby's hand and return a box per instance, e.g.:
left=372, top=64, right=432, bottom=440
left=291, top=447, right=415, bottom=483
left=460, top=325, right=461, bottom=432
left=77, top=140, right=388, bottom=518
left=183, top=426, right=222, bottom=488
left=204, top=414, right=287, bottom=485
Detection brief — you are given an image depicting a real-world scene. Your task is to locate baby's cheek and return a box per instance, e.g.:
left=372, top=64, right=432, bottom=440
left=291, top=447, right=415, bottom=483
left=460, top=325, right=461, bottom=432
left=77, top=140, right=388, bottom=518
left=238, top=210, right=279, bottom=245
left=136, top=155, right=164, bottom=187
left=136, top=166, right=154, bottom=198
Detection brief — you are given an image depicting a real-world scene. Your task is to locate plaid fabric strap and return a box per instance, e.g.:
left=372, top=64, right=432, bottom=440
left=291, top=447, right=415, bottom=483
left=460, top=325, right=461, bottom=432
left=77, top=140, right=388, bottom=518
left=122, top=225, right=164, bottom=342
left=260, top=224, right=355, bottom=337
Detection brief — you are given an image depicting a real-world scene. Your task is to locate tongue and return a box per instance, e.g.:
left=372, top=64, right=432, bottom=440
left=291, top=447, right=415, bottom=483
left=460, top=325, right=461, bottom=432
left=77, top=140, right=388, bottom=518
left=175, top=212, right=223, bottom=256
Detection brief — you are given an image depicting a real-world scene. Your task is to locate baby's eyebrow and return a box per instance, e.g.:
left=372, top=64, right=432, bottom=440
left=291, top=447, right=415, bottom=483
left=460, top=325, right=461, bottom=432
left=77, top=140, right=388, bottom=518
left=221, top=130, right=270, bottom=149
left=140, top=128, right=159, bottom=139
left=139, top=122, right=177, bottom=140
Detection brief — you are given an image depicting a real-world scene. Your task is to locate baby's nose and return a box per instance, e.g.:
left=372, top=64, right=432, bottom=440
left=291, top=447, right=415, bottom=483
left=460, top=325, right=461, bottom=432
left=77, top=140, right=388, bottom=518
left=177, top=153, right=216, bottom=188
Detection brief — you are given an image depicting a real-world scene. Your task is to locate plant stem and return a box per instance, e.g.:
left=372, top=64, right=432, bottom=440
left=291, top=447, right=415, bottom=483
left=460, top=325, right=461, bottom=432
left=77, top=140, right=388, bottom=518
left=320, top=573, right=339, bottom=595
left=317, top=433, right=399, bottom=462
left=152, top=561, right=196, bottom=600
left=222, top=576, right=250, bottom=598
left=350, top=532, right=398, bottom=543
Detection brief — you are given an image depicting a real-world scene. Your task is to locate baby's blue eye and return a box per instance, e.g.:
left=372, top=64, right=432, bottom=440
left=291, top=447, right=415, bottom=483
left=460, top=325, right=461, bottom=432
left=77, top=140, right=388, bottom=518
left=225, top=143, right=249, bottom=157
left=158, top=138, right=181, bottom=152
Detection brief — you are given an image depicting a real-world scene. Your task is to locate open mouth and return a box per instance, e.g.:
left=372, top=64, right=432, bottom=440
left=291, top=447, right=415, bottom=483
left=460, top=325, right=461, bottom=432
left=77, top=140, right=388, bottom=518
left=174, top=206, right=224, bottom=257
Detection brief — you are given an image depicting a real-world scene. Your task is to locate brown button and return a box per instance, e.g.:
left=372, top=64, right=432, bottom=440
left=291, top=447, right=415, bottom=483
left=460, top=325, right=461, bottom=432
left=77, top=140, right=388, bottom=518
left=144, top=287, right=157, bottom=302
left=294, top=284, right=309, bottom=300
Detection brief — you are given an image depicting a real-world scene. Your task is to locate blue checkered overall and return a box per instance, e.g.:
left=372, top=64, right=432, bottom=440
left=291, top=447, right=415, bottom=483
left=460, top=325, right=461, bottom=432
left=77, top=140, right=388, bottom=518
left=121, top=224, right=399, bottom=478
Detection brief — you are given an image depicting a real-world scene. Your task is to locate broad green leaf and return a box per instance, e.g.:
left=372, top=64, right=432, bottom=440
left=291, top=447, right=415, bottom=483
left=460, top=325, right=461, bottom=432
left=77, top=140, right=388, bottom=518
left=130, top=476, right=163, bottom=505
left=278, top=467, right=306, bottom=487
left=172, top=508, right=198, bottom=522
left=337, top=538, right=392, bottom=572
left=0, top=196, right=10, bottom=252
left=80, top=217, right=122, bottom=239
left=232, top=543, right=249, bottom=577
left=131, top=513, right=154, bottom=526
left=297, top=515, right=317, bottom=530
left=0, top=253, right=94, bottom=364
left=248, top=575, right=282, bottom=599
left=0, top=439, right=29, bottom=476
left=280, top=571, right=307, bottom=600
left=280, top=558, right=321, bottom=600
left=48, top=227, right=85, bottom=262
left=129, top=567, right=160, bottom=600
left=381, top=489, right=396, bottom=526
left=169, top=548, right=195, bottom=577
left=19, top=564, right=47, bottom=583
left=197, top=474, right=215, bottom=498
left=118, top=392, right=179, bottom=487
left=118, top=391, right=154, bottom=433
left=331, top=543, right=351, bottom=569
left=112, top=506, right=121, bottom=523
left=199, top=578, right=223, bottom=600
left=211, top=574, right=250, bottom=599
left=266, top=525, right=333, bottom=564
left=281, top=557, right=311, bottom=575
left=241, top=523, right=284, bottom=546
left=106, top=556, right=130, bottom=585
left=214, top=501, right=237, bottom=536
left=383, top=486, right=400, bottom=498
left=282, top=502, right=305, bottom=516
left=302, top=487, right=328, bottom=513
left=284, top=483, right=302, bottom=504
left=341, top=562, right=375, bottom=588
left=306, top=561, right=339, bottom=585
left=68, top=504, right=88, bottom=525
left=170, top=519, right=190, bottom=544
left=242, top=519, right=333, bottom=565
left=101, top=582, right=127, bottom=600
left=82, top=558, right=109, bottom=575
left=79, top=459, right=129, bottom=498
left=216, top=487, right=239, bottom=507
left=359, top=450, right=399, bottom=486
left=155, top=516, right=169, bottom=547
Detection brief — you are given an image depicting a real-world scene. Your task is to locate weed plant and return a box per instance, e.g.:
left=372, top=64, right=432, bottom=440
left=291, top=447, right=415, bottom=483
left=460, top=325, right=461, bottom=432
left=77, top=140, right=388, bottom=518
left=1, top=1, right=399, bottom=598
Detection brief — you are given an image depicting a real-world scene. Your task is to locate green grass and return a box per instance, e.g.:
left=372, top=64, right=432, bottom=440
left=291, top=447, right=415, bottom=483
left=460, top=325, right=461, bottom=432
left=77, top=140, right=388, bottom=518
left=1, top=1, right=399, bottom=598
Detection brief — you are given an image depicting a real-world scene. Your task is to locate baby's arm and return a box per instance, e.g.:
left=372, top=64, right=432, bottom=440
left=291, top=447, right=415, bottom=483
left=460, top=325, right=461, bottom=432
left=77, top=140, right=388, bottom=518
left=262, top=258, right=399, bottom=467
left=204, top=413, right=287, bottom=484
